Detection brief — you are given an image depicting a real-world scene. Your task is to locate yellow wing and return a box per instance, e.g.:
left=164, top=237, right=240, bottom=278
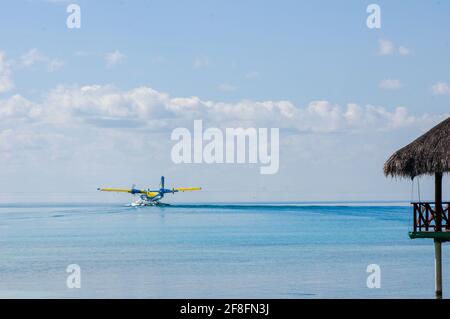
left=174, top=187, right=202, bottom=192
left=98, top=188, right=137, bottom=193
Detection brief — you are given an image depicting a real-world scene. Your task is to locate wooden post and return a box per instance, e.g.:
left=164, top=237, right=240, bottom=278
left=413, top=204, right=417, bottom=232
left=434, top=172, right=443, bottom=299
left=436, top=172, right=443, bottom=231
left=435, top=239, right=443, bottom=299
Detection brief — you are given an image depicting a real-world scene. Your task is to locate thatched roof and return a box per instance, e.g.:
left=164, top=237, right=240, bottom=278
left=384, top=116, right=450, bottom=178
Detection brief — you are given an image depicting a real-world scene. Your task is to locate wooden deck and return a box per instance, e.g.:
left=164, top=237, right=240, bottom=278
left=410, top=202, right=450, bottom=241
left=409, top=231, right=450, bottom=241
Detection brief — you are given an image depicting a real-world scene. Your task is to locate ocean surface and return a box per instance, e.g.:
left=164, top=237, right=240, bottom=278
left=0, top=202, right=448, bottom=299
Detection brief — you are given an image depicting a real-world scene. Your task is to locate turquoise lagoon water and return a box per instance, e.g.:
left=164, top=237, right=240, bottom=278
left=0, top=203, right=448, bottom=298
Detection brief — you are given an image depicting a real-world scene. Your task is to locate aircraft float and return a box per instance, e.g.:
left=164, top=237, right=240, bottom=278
left=98, top=176, right=201, bottom=206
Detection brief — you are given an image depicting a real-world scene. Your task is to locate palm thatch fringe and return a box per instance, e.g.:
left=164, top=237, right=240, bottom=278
left=384, top=117, right=450, bottom=178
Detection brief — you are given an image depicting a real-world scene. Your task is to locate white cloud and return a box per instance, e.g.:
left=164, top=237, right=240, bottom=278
left=218, top=83, right=237, bottom=92
left=378, top=39, right=395, bottom=55
left=378, top=40, right=412, bottom=56
left=398, top=46, right=412, bottom=56
left=48, top=58, right=64, bottom=72
left=0, top=51, right=14, bottom=93
left=105, top=50, right=125, bottom=66
left=432, top=82, right=450, bottom=95
left=193, top=57, right=209, bottom=69
left=21, top=48, right=46, bottom=66
left=0, top=129, right=66, bottom=155
left=1, top=84, right=444, bottom=135
left=1, top=84, right=448, bottom=190
left=300, top=101, right=421, bottom=132
left=0, top=94, right=40, bottom=121
left=379, top=79, right=402, bottom=90
left=20, top=48, right=64, bottom=71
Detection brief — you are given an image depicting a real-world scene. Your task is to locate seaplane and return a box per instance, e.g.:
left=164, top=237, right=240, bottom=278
left=97, top=176, right=201, bottom=206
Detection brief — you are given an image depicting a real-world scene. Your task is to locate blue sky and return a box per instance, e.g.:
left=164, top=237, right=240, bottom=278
left=0, top=0, right=449, bottom=202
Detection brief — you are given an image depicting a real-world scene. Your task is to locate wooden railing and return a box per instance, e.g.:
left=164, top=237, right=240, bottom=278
left=412, top=202, right=450, bottom=232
